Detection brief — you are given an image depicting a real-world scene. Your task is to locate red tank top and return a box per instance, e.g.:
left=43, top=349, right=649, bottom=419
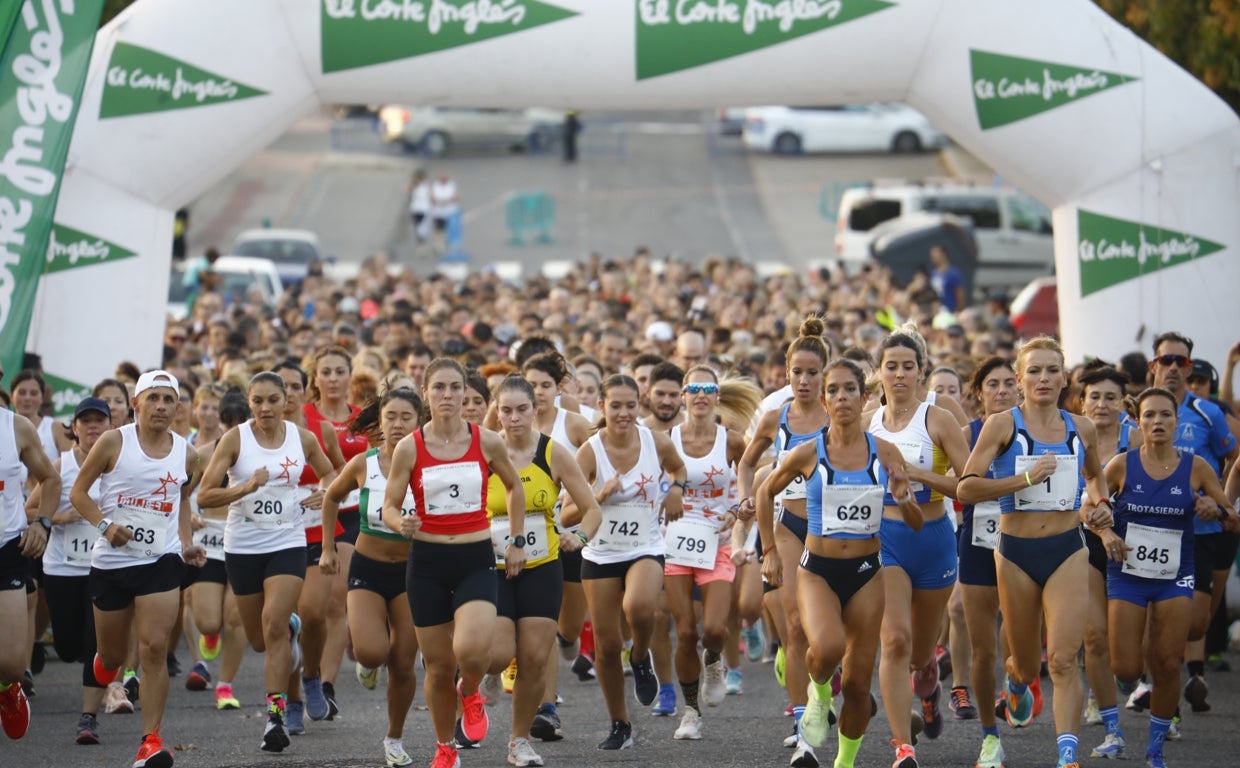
left=301, top=401, right=363, bottom=543
left=410, top=423, right=490, bottom=536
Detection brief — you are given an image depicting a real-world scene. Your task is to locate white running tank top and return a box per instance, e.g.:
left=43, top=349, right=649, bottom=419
left=225, top=421, right=306, bottom=555
left=671, top=424, right=735, bottom=544
left=93, top=425, right=187, bottom=570
left=0, top=409, right=26, bottom=547
left=45, top=450, right=102, bottom=577
left=583, top=425, right=666, bottom=565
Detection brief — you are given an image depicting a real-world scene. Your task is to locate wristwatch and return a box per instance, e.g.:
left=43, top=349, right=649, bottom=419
left=35, top=516, right=51, bottom=533
left=507, top=534, right=527, bottom=548
left=97, top=518, right=113, bottom=534
left=671, top=480, right=689, bottom=492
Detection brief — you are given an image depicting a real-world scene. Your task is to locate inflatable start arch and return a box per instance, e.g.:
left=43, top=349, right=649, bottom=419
left=23, top=0, right=1240, bottom=411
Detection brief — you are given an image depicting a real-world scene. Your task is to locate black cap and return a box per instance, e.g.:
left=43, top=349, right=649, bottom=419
left=1188, top=359, right=1219, bottom=393
left=73, top=397, right=112, bottom=420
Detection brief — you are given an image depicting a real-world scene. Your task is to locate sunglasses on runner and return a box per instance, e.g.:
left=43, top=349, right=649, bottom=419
left=1151, top=354, right=1191, bottom=368
left=683, top=383, right=719, bottom=395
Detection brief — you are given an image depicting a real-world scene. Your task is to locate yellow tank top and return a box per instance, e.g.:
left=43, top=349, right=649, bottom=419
left=487, top=434, right=560, bottom=568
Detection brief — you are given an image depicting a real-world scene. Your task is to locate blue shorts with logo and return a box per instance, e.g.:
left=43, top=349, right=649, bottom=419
left=880, top=514, right=957, bottom=590
left=1106, top=571, right=1194, bottom=607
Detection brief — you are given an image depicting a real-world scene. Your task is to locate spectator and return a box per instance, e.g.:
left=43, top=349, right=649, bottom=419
left=929, top=244, right=966, bottom=313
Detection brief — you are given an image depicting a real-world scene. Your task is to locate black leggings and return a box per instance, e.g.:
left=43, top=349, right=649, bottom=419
left=43, top=574, right=104, bottom=688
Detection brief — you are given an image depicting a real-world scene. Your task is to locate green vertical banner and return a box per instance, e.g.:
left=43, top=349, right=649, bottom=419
left=0, top=4, right=22, bottom=54
left=0, top=0, right=104, bottom=387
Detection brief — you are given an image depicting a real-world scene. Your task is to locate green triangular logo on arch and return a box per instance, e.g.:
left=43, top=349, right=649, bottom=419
left=44, top=223, right=137, bottom=275
left=971, top=49, right=1137, bottom=130
left=44, top=372, right=95, bottom=418
left=636, top=0, right=895, bottom=80
left=1077, top=210, right=1224, bottom=297
left=100, top=42, right=267, bottom=119
left=321, top=0, right=578, bottom=74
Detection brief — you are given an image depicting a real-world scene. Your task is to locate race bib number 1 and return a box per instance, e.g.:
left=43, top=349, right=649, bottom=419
left=1013, top=454, right=1078, bottom=511
left=665, top=517, right=719, bottom=568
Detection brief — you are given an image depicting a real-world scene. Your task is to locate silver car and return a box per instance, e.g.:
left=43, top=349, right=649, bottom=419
left=378, top=106, right=565, bottom=155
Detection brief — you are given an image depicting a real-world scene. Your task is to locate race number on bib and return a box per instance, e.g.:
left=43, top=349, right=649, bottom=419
left=115, top=501, right=172, bottom=558
left=1122, top=523, right=1181, bottom=580
left=971, top=501, right=1001, bottom=550
left=819, top=484, right=883, bottom=536
left=1012, top=454, right=1078, bottom=511
left=241, top=485, right=296, bottom=529
left=782, top=473, right=807, bottom=501
left=368, top=488, right=415, bottom=536
left=195, top=518, right=226, bottom=561
left=298, top=487, right=322, bottom=530
left=665, top=517, right=719, bottom=568
left=490, top=514, right=549, bottom=561
left=421, top=463, right=483, bottom=515
left=61, top=521, right=99, bottom=566
left=594, top=502, right=648, bottom=552
left=892, top=441, right=926, bottom=493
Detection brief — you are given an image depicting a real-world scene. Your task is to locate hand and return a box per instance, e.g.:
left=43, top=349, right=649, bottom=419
left=1099, top=528, right=1131, bottom=564
left=1224, top=511, right=1240, bottom=534
left=181, top=545, right=206, bottom=568
left=504, top=545, right=527, bottom=579
left=737, top=497, right=756, bottom=522
left=319, top=547, right=338, bottom=576
left=190, top=515, right=207, bottom=531
left=596, top=476, right=621, bottom=503
left=730, top=547, right=748, bottom=567
left=1031, top=453, right=1059, bottom=484
left=714, top=511, right=738, bottom=535
left=399, top=512, right=421, bottom=538
left=1228, top=341, right=1240, bottom=368
left=1081, top=498, right=1114, bottom=530
left=661, top=491, right=684, bottom=523
left=558, top=531, right=582, bottom=553
left=1194, top=495, right=1220, bottom=521
left=760, top=548, right=783, bottom=586
left=104, top=524, right=132, bottom=548
left=248, top=467, right=270, bottom=492
left=299, top=488, right=324, bottom=510
left=19, top=524, right=47, bottom=558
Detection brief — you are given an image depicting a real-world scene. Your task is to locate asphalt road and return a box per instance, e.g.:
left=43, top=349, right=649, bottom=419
left=7, top=630, right=1240, bottom=767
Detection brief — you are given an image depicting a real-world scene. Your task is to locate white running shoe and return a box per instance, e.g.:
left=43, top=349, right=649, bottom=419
left=674, top=706, right=703, bottom=740
left=702, top=654, right=727, bottom=708
left=1091, top=732, right=1126, bottom=759
left=507, top=737, right=544, bottom=767
left=789, top=736, right=819, bottom=768
left=482, top=673, right=503, bottom=704
left=1126, top=681, right=1152, bottom=712
left=384, top=737, right=413, bottom=767
left=1083, top=692, right=1102, bottom=725
left=357, top=662, right=380, bottom=691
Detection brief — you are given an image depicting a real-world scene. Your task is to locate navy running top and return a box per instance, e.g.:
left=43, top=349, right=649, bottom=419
left=1109, top=450, right=1195, bottom=581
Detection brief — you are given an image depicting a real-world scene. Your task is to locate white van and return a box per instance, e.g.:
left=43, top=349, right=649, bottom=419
left=834, top=183, right=1054, bottom=289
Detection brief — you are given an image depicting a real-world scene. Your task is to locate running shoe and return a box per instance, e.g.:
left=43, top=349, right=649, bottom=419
left=431, top=741, right=461, bottom=768
left=529, top=704, right=563, bottom=742
left=950, top=685, right=978, bottom=720
left=891, top=741, right=918, bottom=768
left=0, top=683, right=30, bottom=740
left=621, top=646, right=632, bottom=675
left=1030, top=675, right=1044, bottom=718
left=1127, top=680, right=1152, bottom=712
left=571, top=654, right=596, bottom=681
left=790, top=736, right=819, bottom=768
left=1206, top=653, right=1231, bottom=672
left=21, top=669, right=34, bottom=697
left=909, top=707, right=924, bottom=746
left=285, top=701, right=305, bottom=736
left=1091, top=732, right=1126, bottom=759
left=920, top=683, right=943, bottom=739
left=458, top=679, right=489, bottom=743
left=630, top=650, right=659, bottom=706
left=597, top=719, right=633, bottom=750
left=482, top=673, right=503, bottom=704
left=702, top=653, right=727, bottom=707
left=975, top=733, right=1004, bottom=768
left=1166, top=712, right=1182, bottom=741
left=123, top=672, right=140, bottom=704
left=133, top=729, right=174, bottom=768
left=76, top=712, right=100, bottom=745
left=104, top=682, right=134, bottom=714
left=1057, top=762, right=1081, bottom=768
left=935, top=644, right=951, bottom=683
left=673, top=706, right=703, bottom=740
left=93, top=654, right=119, bottom=685
left=288, top=615, right=303, bottom=676
left=1183, top=674, right=1210, bottom=712
left=261, top=713, right=290, bottom=752
left=30, top=642, right=45, bottom=676
left=185, top=661, right=210, bottom=692
left=214, top=683, right=240, bottom=711
left=651, top=683, right=677, bottom=716
left=800, top=684, right=832, bottom=748
left=1145, top=751, right=1167, bottom=768
left=502, top=659, right=518, bottom=694
left=725, top=667, right=743, bottom=695
left=356, top=662, right=380, bottom=691
left=1083, top=692, right=1102, bottom=725
left=454, top=718, right=480, bottom=749
left=775, top=645, right=787, bottom=687
left=742, top=621, right=765, bottom=662
left=303, top=676, right=329, bottom=721
left=1004, top=679, right=1034, bottom=728
left=323, top=680, right=340, bottom=720
left=198, top=634, right=220, bottom=662
left=507, top=737, right=544, bottom=767
left=783, top=720, right=799, bottom=748
left=384, top=737, right=413, bottom=767
left=556, top=633, right=578, bottom=662
left=166, top=654, right=181, bottom=678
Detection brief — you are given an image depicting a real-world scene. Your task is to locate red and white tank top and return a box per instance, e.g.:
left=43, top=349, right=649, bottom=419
left=410, top=423, right=489, bottom=536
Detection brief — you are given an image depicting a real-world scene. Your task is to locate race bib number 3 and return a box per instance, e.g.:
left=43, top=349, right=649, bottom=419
left=819, top=484, right=883, bottom=536
left=195, top=518, right=226, bottom=561
left=594, top=502, right=648, bottom=552
left=1122, top=523, right=1181, bottom=580
left=971, top=500, right=1001, bottom=550
left=421, top=463, right=483, bottom=515
left=242, top=485, right=296, bottom=528
left=665, top=517, right=719, bottom=568
left=62, top=521, right=99, bottom=566
left=490, top=514, right=549, bottom=561
left=1013, top=454, right=1078, bottom=511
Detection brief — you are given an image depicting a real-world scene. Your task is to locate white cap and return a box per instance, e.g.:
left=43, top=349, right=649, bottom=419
left=645, top=320, right=674, bottom=342
left=135, top=370, right=180, bottom=396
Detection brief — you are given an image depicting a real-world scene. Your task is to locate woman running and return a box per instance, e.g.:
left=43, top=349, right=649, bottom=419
left=196, top=372, right=334, bottom=753
left=568, top=373, right=686, bottom=751
left=665, top=365, right=746, bottom=740
left=868, top=327, right=971, bottom=767
left=1094, top=386, right=1234, bottom=768
left=485, top=375, right=602, bottom=766
left=384, top=358, right=526, bottom=768
left=10, top=369, right=70, bottom=461
left=71, top=370, right=203, bottom=768
left=956, top=357, right=1018, bottom=768
left=738, top=316, right=831, bottom=768
left=320, top=388, right=424, bottom=768
left=959, top=337, right=1112, bottom=768
left=759, top=359, right=922, bottom=768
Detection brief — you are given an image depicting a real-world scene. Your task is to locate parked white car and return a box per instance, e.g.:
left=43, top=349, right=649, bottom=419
left=167, top=256, right=283, bottom=319
left=834, top=182, right=1054, bottom=289
left=377, top=106, right=565, bottom=155
left=742, top=104, right=946, bottom=155
left=231, top=228, right=324, bottom=288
